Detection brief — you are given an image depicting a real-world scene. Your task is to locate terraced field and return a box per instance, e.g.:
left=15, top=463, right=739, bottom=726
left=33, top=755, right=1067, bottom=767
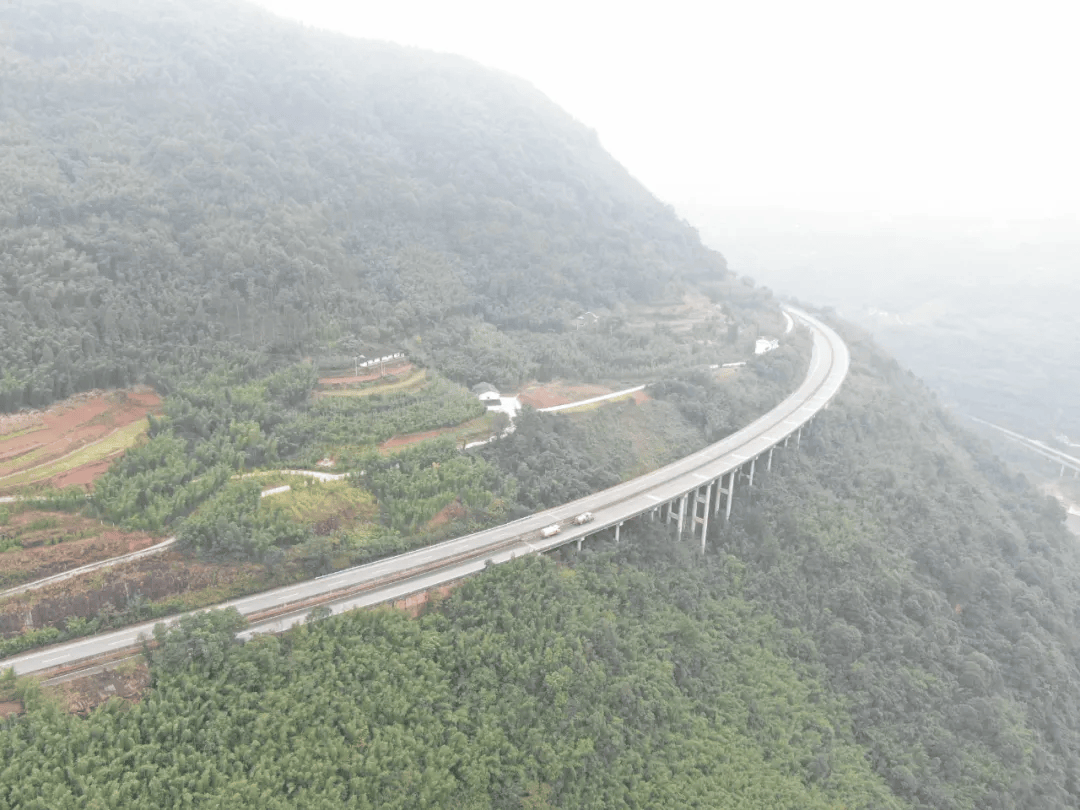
left=0, top=388, right=160, bottom=494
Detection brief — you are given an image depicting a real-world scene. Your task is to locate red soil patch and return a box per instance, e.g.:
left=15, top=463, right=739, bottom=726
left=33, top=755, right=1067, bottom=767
left=378, top=427, right=447, bottom=454
left=0, top=701, right=21, bottom=719
left=0, top=387, right=161, bottom=491
left=393, top=580, right=463, bottom=618
left=517, top=381, right=621, bottom=409
left=425, top=499, right=465, bottom=531
left=0, top=510, right=163, bottom=587
left=319, top=362, right=413, bottom=387
left=47, top=457, right=119, bottom=489
left=49, top=661, right=151, bottom=716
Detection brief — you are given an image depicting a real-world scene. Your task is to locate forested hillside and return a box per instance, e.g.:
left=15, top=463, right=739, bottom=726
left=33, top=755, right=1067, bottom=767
left=0, top=0, right=734, bottom=409
left=6, top=2, right=1079, bottom=808
left=720, top=320, right=1080, bottom=809
left=4, top=318, right=1080, bottom=809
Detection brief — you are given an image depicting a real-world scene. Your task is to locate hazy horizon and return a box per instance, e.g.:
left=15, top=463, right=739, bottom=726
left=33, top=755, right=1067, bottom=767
left=247, top=0, right=1080, bottom=220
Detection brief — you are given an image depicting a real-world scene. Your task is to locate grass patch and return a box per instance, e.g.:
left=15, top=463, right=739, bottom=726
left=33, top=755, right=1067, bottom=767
left=318, top=368, right=428, bottom=398
left=234, top=471, right=310, bottom=490
left=547, top=390, right=639, bottom=414
left=0, top=442, right=55, bottom=477
left=377, top=412, right=501, bottom=456
left=452, top=412, right=502, bottom=445
left=0, top=536, right=22, bottom=554
left=0, top=420, right=149, bottom=489
left=0, top=424, right=45, bottom=442
left=270, top=479, right=377, bottom=526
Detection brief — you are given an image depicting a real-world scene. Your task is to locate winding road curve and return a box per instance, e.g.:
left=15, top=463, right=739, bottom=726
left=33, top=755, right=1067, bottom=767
left=2, top=307, right=849, bottom=677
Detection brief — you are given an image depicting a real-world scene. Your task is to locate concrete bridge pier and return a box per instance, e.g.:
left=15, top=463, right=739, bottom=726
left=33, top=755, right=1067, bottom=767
left=747, top=457, right=757, bottom=487
left=714, top=469, right=736, bottom=521
left=676, top=493, right=687, bottom=536
left=614, top=521, right=622, bottom=543
left=766, top=446, right=774, bottom=472
left=691, top=482, right=712, bottom=552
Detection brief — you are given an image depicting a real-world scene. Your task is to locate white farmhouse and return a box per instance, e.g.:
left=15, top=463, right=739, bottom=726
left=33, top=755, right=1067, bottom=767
left=472, top=382, right=501, bottom=405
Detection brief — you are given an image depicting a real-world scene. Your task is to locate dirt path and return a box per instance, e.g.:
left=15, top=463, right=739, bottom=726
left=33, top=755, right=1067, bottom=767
left=517, top=381, right=620, bottom=409
left=538, top=385, right=646, bottom=413
left=319, top=362, right=412, bottom=386
left=0, top=536, right=177, bottom=600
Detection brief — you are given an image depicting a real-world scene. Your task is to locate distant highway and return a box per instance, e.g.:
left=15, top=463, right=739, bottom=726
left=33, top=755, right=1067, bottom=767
left=970, top=417, right=1080, bottom=476
left=2, top=307, right=849, bottom=677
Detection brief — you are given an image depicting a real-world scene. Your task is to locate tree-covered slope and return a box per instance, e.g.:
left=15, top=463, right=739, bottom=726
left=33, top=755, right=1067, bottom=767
left=0, top=0, right=730, bottom=409
left=721, top=320, right=1080, bottom=809
left=0, top=552, right=903, bottom=810
left=4, top=316, right=1079, bottom=809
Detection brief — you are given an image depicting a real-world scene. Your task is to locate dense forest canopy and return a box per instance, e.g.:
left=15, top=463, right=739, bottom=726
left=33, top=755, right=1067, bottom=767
left=4, top=321, right=1080, bottom=809
left=0, top=0, right=732, bottom=410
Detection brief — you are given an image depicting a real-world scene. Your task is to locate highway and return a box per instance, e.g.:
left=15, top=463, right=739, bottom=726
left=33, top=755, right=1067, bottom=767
left=969, top=417, right=1080, bottom=475
left=1, top=307, right=849, bottom=677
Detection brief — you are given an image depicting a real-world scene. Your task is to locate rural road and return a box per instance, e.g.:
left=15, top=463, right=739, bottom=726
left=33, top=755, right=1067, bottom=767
left=1, top=307, right=848, bottom=677
left=0, top=471, right=348, bottom=599
left=537, top=385, right=646, bottom=413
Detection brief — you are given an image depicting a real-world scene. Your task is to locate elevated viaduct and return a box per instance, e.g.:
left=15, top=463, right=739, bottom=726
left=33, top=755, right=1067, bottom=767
left=970, top=417, right=1080, bottom=478
left=2, top=307, right=849, bottom=677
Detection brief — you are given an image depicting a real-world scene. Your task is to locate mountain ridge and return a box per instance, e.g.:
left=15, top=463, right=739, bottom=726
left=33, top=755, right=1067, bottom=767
left=1, top=0, right=734, bottom=410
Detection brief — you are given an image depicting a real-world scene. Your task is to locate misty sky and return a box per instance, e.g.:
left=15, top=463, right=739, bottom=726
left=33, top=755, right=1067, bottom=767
left=248, top=0, right=1080, bottom=219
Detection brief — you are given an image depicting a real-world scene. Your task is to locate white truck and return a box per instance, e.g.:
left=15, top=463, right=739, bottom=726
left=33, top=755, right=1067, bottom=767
left=540, top=524, right=561, bottom=538
left=572, top=512, right=595, bottom=525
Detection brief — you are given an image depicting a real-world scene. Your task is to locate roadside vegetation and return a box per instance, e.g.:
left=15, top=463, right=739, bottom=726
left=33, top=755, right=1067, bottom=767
left=0, top=546, right=904, bottom=810
left=5, top=317, right=1079, bottom=810
left=0, top=504, right=162, bottom=590
left=0, top=339, right=809, bottom=658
